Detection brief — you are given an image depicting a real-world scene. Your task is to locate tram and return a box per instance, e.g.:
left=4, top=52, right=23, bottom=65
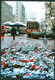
left=26, top=21, right=39, bottom=36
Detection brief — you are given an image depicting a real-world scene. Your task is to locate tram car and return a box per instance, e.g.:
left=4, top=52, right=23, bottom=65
left=26, top=21, right=39, bottom=36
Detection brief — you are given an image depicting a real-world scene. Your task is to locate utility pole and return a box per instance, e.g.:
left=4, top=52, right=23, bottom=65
left=50, top=2, right=52, bottom=17
left=49, top=2, right=51, bottom=26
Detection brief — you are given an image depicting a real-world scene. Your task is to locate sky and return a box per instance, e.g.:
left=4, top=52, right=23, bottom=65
left=5, top=1, right=45, bottom=22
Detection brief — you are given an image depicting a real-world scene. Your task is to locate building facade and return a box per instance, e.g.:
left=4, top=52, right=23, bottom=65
left=25, top=12, right=28, bottom=24
left=28, top=12, right=37, bottom=21
left=15, top=2, right=25, bottom=23
left=1, top=1, right=14, bottom=25
left=45, top=2, right=55, bottom=29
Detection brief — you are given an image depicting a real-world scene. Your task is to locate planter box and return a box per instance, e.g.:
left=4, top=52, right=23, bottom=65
left=46, top=35, right=54, bottom=38
left=31, top=31, right=54, bottom=39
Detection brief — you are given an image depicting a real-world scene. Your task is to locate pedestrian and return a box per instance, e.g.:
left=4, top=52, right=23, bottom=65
left=43, top=38, right=48, bottom=48
left=11, top=27, right=16, bottom=40
left=1, top=26, right=5, bottom=40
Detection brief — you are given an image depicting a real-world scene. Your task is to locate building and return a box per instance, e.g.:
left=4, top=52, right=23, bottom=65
left=25, top=12, right=28, bottom=24
left=1, top=1, right=14, bottom=25
left=45, top=2, right=55, bottom=29
left=51, top=2, right=55, bottom=17
left=15, top=1, right=25, bottom=23
left=28, top=12, right=37, bottom=21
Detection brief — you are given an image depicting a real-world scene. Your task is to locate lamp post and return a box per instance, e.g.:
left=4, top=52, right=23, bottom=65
left=50, top=2, right=52, bottom=17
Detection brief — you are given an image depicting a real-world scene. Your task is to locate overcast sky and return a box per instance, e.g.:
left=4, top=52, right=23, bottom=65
left=5, top=1, right=45, bottom=22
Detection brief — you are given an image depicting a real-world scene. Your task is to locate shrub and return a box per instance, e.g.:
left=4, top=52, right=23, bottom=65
left=31, top=31, right=54, bottom=38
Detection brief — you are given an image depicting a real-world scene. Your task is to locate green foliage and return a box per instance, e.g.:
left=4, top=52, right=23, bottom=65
left=46, top=31, right=54, bottom=36
left=31, top=31, right=45, bottom=36
left=31, top=31, right=54, bottom=37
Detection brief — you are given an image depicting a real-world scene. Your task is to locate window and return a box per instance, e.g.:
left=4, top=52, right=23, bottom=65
left=29, top=23, right=34, bottom=29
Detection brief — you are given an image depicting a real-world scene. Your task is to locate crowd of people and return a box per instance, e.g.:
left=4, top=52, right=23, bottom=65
left=1, top=26, right=16, bottom=40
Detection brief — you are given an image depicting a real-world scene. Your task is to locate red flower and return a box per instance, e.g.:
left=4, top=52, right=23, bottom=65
left=35, top=50, right=37, bottom=53
left=27, top=29, right=31, bottom=31
left=11, top=44, right=15, bottom=46
left=10, top=58, right=14, bottom=61
left=21, top=60, right=28, bottom=62
left=37, top=48, right=39, bottom=51
left=29, top=56, right=31, bottom=58
left=27, top=29, right=31, bottom=33
left=49, top=45, right=51, bottom=48
left=1, top=60, right=2, bottom=62
left=5, top=51, right=8, bottom=54
left=38, top=77, right=40, bottom=79
left=23, top=29, right=25, bottom=32
left=43, top=69, right=45, bottom=71
left=45, top=53, right=47, bottom=55
left=15, top=46, right=16, bottom=47
left=21, top=60, right=23, bottom=62
left=52, top=56, right=54, bottom=58
left=33, top=29, right=36, bottom=31
left=53, top=48, right=54, bottom=50
left=39, top=44, right=41, bottom=46
left=14, top=50, right=16, bottom=52
left=36, top=67, right=40, bottom=70
left=22, top=42, right=24, bottom=44
left=34, top=58, right=36, bottom=60
left=24, top=60, right=28, bottom=62
left=3, top=62, right=6, bottom=66
left=41, top=30, right=43, bottom=32
left=20, top=42, right=24, bottom=44
left=32, top=65, right=36, bottom=68
left=28, top=31, right=31, bottom=33
left=47, top=63, right=49, bottom=65
left=29, top=59, right=34, bottom=62
left=14, top=64, right=18, bottom=68
left=26, top=74, right=30, bottom=76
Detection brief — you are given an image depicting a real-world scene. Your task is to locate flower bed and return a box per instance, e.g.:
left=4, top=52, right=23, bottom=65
left=1, top=41, right=54, bottom=79
left=46, top=31, right=54, bottom=38
left=31, top=31, right=54, bottom=38
left=31, top=31, right=45, bottom=38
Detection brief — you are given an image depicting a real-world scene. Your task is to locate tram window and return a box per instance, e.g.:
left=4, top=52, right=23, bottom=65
left=29, top=23, right=34, bottom=29
left=35, top=23, right=39, bottom=29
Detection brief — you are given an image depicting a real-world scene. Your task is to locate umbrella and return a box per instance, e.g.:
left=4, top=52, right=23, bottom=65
left=14, top=22, right=23, bottom=26
left=4, top=22, right=14, bottom=26
left=22, top=23, right=26, bottom=27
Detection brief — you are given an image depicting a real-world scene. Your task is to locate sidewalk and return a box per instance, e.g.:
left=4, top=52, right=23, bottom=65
left=1, top=34, right=54, bottom=49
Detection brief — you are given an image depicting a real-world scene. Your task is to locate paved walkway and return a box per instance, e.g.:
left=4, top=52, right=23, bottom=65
left=1, top=34, right=54, bottom=49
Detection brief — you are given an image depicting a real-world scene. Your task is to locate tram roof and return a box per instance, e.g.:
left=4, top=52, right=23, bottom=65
left=27, top=21, right=38, bottom=23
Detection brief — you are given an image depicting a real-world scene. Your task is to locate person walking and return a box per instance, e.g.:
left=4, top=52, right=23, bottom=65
left=11, top=27, right=16, bottom=40
left=1, top=26, right=5, bottom=40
